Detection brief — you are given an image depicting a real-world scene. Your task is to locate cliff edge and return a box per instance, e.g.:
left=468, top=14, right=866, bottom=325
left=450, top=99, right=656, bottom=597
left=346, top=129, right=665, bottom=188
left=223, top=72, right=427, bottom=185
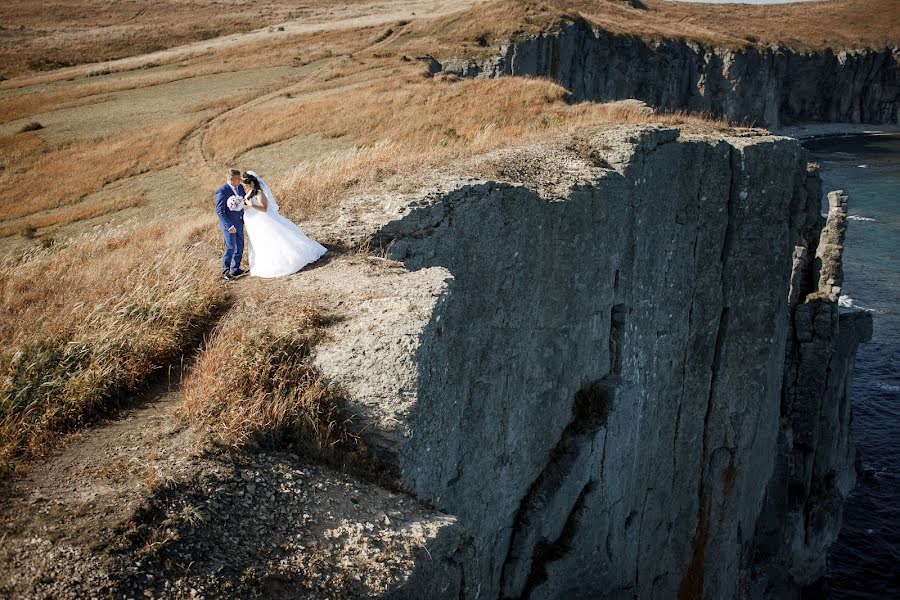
left=438, top=18, right=899, bottom=128
left=304, top=125, right=871, bottom=598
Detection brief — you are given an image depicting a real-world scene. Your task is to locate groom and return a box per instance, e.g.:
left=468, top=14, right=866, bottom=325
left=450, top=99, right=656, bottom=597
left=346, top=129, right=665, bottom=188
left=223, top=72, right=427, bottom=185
left=215, top=168, right=248, bottom=281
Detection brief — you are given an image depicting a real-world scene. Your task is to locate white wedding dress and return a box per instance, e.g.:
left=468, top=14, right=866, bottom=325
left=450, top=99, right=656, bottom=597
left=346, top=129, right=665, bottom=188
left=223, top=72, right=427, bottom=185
left=241, top=172, right=326, bottom=278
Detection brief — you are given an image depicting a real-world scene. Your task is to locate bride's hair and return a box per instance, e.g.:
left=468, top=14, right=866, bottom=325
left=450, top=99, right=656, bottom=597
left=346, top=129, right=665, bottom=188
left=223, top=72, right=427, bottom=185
left=241, top=172, right=260, bottom=197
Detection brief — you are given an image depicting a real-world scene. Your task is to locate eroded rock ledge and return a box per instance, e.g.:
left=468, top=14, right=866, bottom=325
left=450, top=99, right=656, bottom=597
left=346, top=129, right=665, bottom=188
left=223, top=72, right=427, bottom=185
left=310, top=126, right=871, bottom=598
left=437, top=19, right=899, bottom=128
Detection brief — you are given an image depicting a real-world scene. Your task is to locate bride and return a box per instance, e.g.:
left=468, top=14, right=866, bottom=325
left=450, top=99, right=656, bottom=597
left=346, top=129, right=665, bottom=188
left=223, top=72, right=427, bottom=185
left=239, top=171, right=326, bottom=278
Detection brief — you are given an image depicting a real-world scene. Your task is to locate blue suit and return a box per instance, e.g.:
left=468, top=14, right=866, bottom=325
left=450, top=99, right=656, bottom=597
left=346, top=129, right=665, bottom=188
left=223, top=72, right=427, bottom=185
left=215, top=183, right=246, bottom=274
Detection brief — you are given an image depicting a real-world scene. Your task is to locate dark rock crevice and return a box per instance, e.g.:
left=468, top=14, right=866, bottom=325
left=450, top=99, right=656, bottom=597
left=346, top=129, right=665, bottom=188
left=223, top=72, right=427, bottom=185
left=519, top=480, right=596, bottom=599
left=497, top=374, right=615, bottom=599
left=678, top=144, right=738, bottom=599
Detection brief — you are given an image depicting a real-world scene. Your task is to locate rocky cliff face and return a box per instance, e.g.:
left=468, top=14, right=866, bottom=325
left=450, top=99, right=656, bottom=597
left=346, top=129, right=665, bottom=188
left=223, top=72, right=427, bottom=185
left=438, top=19, right=899, bottom=128
left=310, top=126, right=871, bottom=599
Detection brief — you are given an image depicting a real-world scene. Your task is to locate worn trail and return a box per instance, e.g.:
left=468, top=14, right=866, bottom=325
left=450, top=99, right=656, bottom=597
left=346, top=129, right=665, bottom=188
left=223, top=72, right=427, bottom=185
left=0, top=256, right=462, bottom=599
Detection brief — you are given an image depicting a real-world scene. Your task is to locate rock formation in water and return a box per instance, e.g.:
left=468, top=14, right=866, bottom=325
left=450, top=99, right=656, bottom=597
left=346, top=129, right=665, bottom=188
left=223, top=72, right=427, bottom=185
left=308, top=126, right=872, bottom=598
left=438, top=18, right=899, bottom=128
left=748, top=190, right=872, bottom=597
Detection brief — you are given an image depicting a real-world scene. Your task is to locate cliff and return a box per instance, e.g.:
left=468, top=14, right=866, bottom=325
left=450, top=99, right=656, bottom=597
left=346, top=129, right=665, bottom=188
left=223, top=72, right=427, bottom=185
left=437, top=19, right=900, bottom=128
left=305, top=126, right=872, bottom=598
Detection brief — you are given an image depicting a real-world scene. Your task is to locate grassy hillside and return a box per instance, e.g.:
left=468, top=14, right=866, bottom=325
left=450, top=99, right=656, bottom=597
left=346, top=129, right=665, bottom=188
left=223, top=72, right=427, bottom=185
left=0, top=0, right=375, bottom=78
left=2, top=0, right=895, bottom=82
left=422, top=0, right=900, bottom=52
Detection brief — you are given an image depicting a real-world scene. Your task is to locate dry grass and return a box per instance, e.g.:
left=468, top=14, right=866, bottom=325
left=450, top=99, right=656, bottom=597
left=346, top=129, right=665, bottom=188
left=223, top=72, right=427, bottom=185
left=0, top=30, right=404, bottom=233
left=0, top=218, right=226, bottom=471
left=0, top=0, right=891, bottom=95
left=1, top=193, right=145, bottom=239
left=565, top=0, right=899, bottom=50
left=207, top=73, right=732, bottom=219
left=397, top=0, right=900, bottom=57
left=0, top=24, right=387, bottom=126
left=181, top=285, right=376, bottom=472
left=0, top=66, right=228, bottom=124
left=0, top=217, right=218, bottom=347
left=185, top=91, right=267, bottom=115
left=0, top=88, right=115, bottom=125
left=0, top=4, right=752, bottom=232
left=0, top=0, right=374, bottom=78
left=0, top=119, right=199, bottom=228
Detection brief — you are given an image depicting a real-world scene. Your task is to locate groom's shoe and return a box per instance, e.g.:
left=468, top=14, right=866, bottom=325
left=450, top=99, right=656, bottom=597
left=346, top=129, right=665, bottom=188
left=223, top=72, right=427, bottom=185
left=230, top=268, right=248, bottom=279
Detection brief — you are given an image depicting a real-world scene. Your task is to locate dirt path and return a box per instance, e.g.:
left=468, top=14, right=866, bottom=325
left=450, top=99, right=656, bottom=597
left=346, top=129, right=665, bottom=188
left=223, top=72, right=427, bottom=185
left=179, top=57, right=340, bottom=182
left=179, top=14, right=417, bottom=181
left=0, top=382, right=198, bottom=596
left=0, top=256, right=458, bottom=599
left=1, top=0, right=482, bottom=90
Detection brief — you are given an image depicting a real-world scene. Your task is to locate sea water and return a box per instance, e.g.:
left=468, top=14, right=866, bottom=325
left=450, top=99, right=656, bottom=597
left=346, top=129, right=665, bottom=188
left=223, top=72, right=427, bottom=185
left=804, top=134, right=900, bottom=598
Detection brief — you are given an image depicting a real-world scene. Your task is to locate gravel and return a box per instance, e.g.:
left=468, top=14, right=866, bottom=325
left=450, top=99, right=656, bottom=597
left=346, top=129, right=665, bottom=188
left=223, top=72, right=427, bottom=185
left=0, top=392, right=458, bottom=599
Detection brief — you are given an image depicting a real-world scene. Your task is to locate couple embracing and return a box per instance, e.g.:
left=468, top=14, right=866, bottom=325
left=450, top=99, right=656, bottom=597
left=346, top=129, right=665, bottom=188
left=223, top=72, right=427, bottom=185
left=215, top=169, right=326, bottom=280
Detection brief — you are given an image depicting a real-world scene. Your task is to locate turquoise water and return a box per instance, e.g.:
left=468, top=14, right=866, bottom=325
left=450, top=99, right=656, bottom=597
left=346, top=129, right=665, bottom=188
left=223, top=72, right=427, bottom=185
left=805, top=134, right=900, bottom=598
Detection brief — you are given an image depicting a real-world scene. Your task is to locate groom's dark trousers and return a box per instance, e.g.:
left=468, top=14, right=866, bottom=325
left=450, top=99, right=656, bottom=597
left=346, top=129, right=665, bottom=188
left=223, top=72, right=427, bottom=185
left=215, top=183, right=246, bottom=274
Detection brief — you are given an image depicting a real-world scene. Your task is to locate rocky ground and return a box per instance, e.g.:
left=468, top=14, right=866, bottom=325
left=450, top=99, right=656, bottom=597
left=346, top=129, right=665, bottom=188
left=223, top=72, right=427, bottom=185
left=0, top=259, right=465, bottom=599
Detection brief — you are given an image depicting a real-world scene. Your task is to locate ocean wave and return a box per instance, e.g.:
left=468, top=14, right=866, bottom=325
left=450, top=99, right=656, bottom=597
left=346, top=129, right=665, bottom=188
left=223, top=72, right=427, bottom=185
left=838, top=295, right=881, bottom=313
left=876, top=383, right=900, bottom=393
left=818, top=212, right=877, bottom=222
left=857, top=164, right=869, bottom=168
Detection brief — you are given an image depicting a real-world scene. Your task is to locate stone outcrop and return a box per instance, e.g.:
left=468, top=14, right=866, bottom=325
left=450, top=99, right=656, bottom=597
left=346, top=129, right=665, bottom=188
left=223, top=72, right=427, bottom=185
left=438, top=18, right=900, bottom=128
left=309, top=125, right=871, bottom=598
left=746, top=190, right=872, bottom=598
